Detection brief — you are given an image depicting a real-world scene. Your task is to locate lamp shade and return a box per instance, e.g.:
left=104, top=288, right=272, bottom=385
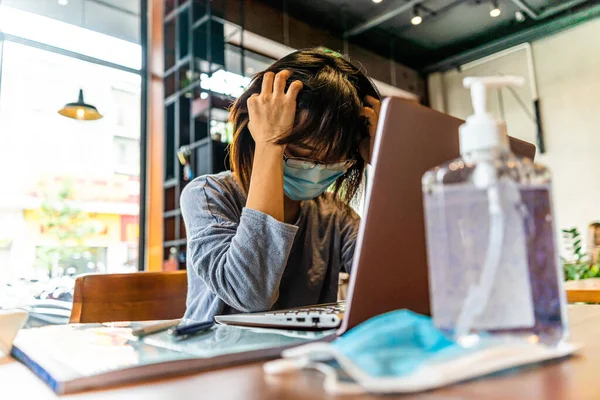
left=58, top=89, right=103, bottom=120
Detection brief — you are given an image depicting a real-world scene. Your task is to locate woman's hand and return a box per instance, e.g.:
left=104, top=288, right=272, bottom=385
left=359, top=95, right=381, bottom=164
left=247, top=70, right=303, bottom=150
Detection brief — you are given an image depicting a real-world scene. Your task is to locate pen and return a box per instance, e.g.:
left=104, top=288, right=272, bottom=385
left=168, top=320, right=215, bottom=340
left=132, top=319, right=181, bottom=338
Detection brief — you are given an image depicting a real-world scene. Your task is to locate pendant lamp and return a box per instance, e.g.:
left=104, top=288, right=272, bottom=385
left=58, top=89, right=103, bottom=120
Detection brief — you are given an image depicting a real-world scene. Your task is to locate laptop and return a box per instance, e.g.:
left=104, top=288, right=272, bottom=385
left=216, top=97, right=536, bottom=333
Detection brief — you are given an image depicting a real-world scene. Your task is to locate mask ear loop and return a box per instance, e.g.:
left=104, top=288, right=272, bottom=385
left=265, top=342, right=333, bottom=373
left=262, top=358, right=364, bottom=395
left=262, top=344, right=364, bottom=395
left=311, top=362, right=365, bottom=395
left=263, top=342, right=366, bottom=395
left=263, top=357, right=311, bottom=375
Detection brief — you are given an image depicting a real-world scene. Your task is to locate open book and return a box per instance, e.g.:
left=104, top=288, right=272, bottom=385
left=11, top=321, right=334, bottom=394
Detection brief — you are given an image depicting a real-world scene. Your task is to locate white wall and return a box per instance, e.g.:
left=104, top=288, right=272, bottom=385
left=428, top=18, right=600, bottom=242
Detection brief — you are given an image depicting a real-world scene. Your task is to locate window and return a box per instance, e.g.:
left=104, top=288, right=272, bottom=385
left=0, top=42, right=142, bottom=279
left=114, top=136, right=141, bottom=176
left=111, top=86, right=141, bottom=130
left=0, top=4, right=142, bottom=327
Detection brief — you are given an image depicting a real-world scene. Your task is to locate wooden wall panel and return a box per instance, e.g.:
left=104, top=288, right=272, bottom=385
left=395, top=63, right=425, bottom=100
left=242, top=0, right=285, bottom=44
left=288, top=18, right=343, bottom=52
left=347, top=44, right=392, bottom=86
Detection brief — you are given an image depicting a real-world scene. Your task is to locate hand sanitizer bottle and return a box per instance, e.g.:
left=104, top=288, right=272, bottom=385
left=422, top=76, right=568, bottom=345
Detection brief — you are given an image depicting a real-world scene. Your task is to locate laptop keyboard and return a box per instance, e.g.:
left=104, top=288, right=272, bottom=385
left=266, top=303, right=346, bottom=316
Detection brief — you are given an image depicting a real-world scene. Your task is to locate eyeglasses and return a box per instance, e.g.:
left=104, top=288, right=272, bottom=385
left=283, top=154, right=356, bottom=171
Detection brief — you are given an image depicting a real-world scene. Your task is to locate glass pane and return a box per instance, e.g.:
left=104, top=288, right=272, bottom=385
left=0, top=41, right=141, bottom=325
left=0, top=5, right=141, bottom=70
left=165, top=20, right=177, bottom=72
left=244, top=49, right=276, bottom=77
left=165, top=103, right=176, bottom=180
left=178, top=9, right=190, bottom=60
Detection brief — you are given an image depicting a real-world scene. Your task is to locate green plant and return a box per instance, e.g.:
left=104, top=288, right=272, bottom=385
left=34, top=182, right=97, bottom=277
left=562, top=228, right=586, bottom=263
left=562, top=227, right=600, bottom=281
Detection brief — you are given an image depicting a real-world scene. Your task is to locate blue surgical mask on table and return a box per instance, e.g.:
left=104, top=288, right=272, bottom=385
left=263, top=309, right=578, bottom=395
left=283, top=161, right=346, bottom=201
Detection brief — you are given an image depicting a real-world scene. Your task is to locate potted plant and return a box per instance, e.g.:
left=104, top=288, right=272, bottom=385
left=562, top=227, right=600, bottom=281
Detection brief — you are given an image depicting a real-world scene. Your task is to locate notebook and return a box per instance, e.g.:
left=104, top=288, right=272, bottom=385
left=11, top=321, right=333, bottom=394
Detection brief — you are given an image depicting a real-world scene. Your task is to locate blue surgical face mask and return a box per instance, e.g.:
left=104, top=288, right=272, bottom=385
left=283, top=163, right=345, bottom=201
left=263, top=309, right=574, bottom=395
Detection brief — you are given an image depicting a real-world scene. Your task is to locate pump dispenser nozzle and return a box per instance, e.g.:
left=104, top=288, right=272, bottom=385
left=459, top=76, right=525, bottom=156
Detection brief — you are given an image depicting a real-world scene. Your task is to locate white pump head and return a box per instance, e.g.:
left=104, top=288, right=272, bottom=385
left=459, top=76, right=525, bottom=156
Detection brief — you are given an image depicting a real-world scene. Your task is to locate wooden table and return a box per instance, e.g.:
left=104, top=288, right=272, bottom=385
left=565, top=278, right=600, bottom=303
left=2, top=305, right=600, bottom=399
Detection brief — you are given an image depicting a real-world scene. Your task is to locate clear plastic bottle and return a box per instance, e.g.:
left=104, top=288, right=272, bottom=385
left=422, top=76, right=568, bottom=346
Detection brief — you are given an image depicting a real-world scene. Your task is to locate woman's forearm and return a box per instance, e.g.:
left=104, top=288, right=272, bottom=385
left=245, top=143, right=285, bottom=222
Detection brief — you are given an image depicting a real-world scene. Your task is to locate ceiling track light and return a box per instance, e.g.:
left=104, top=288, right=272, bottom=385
left=411, top=6, right=423, bottom=25
left=515, top=10, right=526, bottom=22
left=490, top=0, right=501, bottom=18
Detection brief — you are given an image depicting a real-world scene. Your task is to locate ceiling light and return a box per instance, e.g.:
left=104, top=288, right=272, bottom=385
left=58, top=0, right=68, bottom=5
left=411, top=7, right=422, bottom=25
left=490, top=1, right=501, bottom=17
left=515, top=10, right=525, bottom=22
left=372, top=0, right=383, bottom=3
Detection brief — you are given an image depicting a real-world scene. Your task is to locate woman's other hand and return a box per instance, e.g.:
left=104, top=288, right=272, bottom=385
left=247, top=70, right=303, bottom=150
left=359, top=95, right=381, bottom=164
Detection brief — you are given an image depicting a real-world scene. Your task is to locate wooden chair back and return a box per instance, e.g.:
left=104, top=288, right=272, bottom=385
left=69, top=271, right=187, bottom=323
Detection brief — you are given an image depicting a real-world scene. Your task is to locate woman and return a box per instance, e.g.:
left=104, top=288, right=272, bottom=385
left=181, top=48, right=381, bottom=321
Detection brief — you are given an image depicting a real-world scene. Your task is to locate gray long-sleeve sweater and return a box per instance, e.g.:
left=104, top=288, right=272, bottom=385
left=180, top=171, right=360, bottom=322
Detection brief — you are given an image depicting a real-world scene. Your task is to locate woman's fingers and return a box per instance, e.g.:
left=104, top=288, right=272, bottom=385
left=363, top=106, right=378, bottom=136
left=286, top=80, right=303, bottom=101
left=359, top=138, right=371, bottom=164
left=363, top=96, right=381, bottom=140
left=365, top=95, right=381, bottom=115
left=247, top=71, right=302, bottom=145
left=273, top=70, right=291, bottom=96
left=247, top=93, right=259, bottom=111
left=261, top=71, right=275, bottom=95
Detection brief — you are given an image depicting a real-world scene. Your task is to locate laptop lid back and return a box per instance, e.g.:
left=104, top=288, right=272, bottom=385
left=339, top=97, right=536, bottom=334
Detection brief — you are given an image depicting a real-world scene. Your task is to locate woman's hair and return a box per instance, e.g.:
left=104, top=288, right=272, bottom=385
left=228, top=47, right=381, bottom=205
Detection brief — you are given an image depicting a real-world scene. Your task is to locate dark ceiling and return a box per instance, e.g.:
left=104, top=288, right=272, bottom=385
left=262, top=0, right=600, bottom=72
